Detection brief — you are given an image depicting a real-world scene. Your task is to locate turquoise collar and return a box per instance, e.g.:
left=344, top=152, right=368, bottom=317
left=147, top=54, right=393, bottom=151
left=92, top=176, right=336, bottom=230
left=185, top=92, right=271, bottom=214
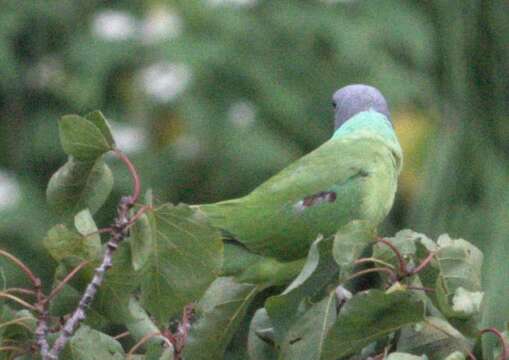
left=332, top=110, right=395, bottom=142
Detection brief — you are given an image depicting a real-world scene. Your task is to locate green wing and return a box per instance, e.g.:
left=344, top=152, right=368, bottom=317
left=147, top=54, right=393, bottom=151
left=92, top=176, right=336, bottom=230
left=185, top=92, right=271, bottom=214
left=200, top=132, right=402, bottom=261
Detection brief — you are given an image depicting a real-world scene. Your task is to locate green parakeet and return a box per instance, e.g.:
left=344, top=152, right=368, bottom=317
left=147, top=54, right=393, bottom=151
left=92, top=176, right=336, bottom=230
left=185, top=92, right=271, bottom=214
left=197, top=84, right=403, bottom=282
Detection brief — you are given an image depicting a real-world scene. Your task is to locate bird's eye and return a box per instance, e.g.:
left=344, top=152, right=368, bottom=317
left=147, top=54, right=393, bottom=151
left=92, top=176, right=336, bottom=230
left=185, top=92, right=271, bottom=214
left=332, top=101, right=337, bottom=109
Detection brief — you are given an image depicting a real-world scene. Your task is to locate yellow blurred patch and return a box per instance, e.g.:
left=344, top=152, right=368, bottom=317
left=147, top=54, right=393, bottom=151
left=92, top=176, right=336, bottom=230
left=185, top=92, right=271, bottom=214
left=393, top=109, right=436, bottom=202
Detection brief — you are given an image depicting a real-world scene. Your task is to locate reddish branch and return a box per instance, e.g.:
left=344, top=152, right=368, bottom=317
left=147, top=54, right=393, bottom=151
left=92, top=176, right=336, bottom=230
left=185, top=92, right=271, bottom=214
left=114, top=148, right=141, bottom=204
left=0, top=249, right=50, bottom=356
left=376, top=237, right=436, bottom=281
left=44, top=261, right=90, bottom=305
left=409, top=251, right=435, bottom=276
left=376, top=237, right=407, bottom=274
left=3, top=288, right=37, bottom=297
left=163, top=304, right=195, bottom=360
left=0, top=250, right=39, bottom=287
left=480, top=328, right=509, bottom=360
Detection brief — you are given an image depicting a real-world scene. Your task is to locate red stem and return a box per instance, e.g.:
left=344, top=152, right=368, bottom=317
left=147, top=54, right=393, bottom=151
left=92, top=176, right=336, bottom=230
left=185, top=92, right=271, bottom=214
left=114, top=149, right=141, bottom=204
left=113, top=331, right=130, bottom=340
left=410, top=251, right=435, bottom=275
left=0, top=249, right=40, bottom=289
left=44, top=261, right=90, bottom=304
left=4, top=288, right=37, bottom=297
left=480, top=327, right=508, bottom=360
left=128, top=206, right=151, bottom=226
left=377, top=237, right=407, bottom=275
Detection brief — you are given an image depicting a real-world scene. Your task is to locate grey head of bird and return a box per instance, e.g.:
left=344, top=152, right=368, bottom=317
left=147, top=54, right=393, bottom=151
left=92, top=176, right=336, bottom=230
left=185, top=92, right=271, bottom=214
left=332, top=84, right=391, bottom=130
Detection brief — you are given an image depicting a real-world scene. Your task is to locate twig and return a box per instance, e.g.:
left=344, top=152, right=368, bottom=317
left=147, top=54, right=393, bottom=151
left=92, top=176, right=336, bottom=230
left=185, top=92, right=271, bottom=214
left=114, top=149, right=141, bottom=204
left=0, top=291, right=38, bottom=311
left=35, top=295, right=50, bottom=358
left=161, top=304, right=195, bottom=359
left=0, top=250, right=39, bottom=288
left=0, top=317, right=34, bottom=331
left=112, top=331, right=130, bottom=340
left=480, top=327, right=509, bottom=360
left=409, top=251, right=435, bottom=275
left=3, top=288, right=37, bottom=297
left=44, top=261, right=90, bottom=304
left=47, top=196, right=134, bottom=359
left=0, top=345, right=26, bottom=355
left=44, top=149, right=142, bottom=359
left=127, top=205, right=152, bottom=227
left=0, top=249, right=51, bottom=357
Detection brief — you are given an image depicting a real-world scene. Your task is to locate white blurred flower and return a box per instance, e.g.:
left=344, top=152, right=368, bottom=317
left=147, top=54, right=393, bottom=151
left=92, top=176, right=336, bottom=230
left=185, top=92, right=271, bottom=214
left=139, top=62, right=192, bottom=103
left=207, top=0, right=257, bottom=7
left=27, top=56, right=64, bottom=89
left=0, top=170, right=21, bottom=210
left=109, top=121, right=147, bottom=154
left=92, top=10, right=137, bottom=41
left=452, top=287, right=484, bottom=316
left=140, top=8, right=183, bottom=44
left=228, top=101, right=256, bottom=129
left=175, top=135, right=201, bottom=160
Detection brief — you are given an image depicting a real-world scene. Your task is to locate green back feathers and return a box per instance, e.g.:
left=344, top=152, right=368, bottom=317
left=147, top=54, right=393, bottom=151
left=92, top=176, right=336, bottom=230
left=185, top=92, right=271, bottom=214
left=199, top=110, right=403, bottom=260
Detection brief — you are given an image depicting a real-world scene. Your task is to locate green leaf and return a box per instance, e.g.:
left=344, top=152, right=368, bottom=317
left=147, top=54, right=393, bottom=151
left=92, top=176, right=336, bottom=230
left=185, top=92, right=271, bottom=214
left=266, top=235, right=338, bottom=343
left=183, top=277, right=261, bottom=360
left=47, top=157, right=114, bottom=217
left=60, top=325, right=125, bottom=359
left=321, top=289, right=425, bottom=359
left=397, top=317, right=473, bottom=358
left=247, top=308, right=277, bottom=360
left=278, top=291, right=337, bottom=360
left=333, top=220, right=375, bottom=279
left=84, top=110, right=115, bottom=148
left=140, top=203, right=223, bottom=321
left=123, top=298, right=167, bottom=350
left=74, top=209, right=101, bottom=242
left=59, top=114, right=113, bottom=160
left=43, top=210, right=101, bottom=262
left=129, top=212, right=153, bottom=271
left=434, top=234, right=483, bottom=319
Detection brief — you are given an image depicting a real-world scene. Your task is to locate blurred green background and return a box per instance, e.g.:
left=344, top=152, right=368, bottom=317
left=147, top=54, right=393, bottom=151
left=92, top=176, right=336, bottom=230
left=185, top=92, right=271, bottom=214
left=0, top=0, right=508, bottom=356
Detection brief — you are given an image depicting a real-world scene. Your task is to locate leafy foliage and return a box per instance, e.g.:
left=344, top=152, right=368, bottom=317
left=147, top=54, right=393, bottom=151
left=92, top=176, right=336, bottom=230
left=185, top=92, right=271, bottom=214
left=1, top=1, right=509, bottom=357
left=140, top=203, right=223, bottom=322
left=0, top=113, right=503, bottom=359
left=183, top=277, right=261, bottom=359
